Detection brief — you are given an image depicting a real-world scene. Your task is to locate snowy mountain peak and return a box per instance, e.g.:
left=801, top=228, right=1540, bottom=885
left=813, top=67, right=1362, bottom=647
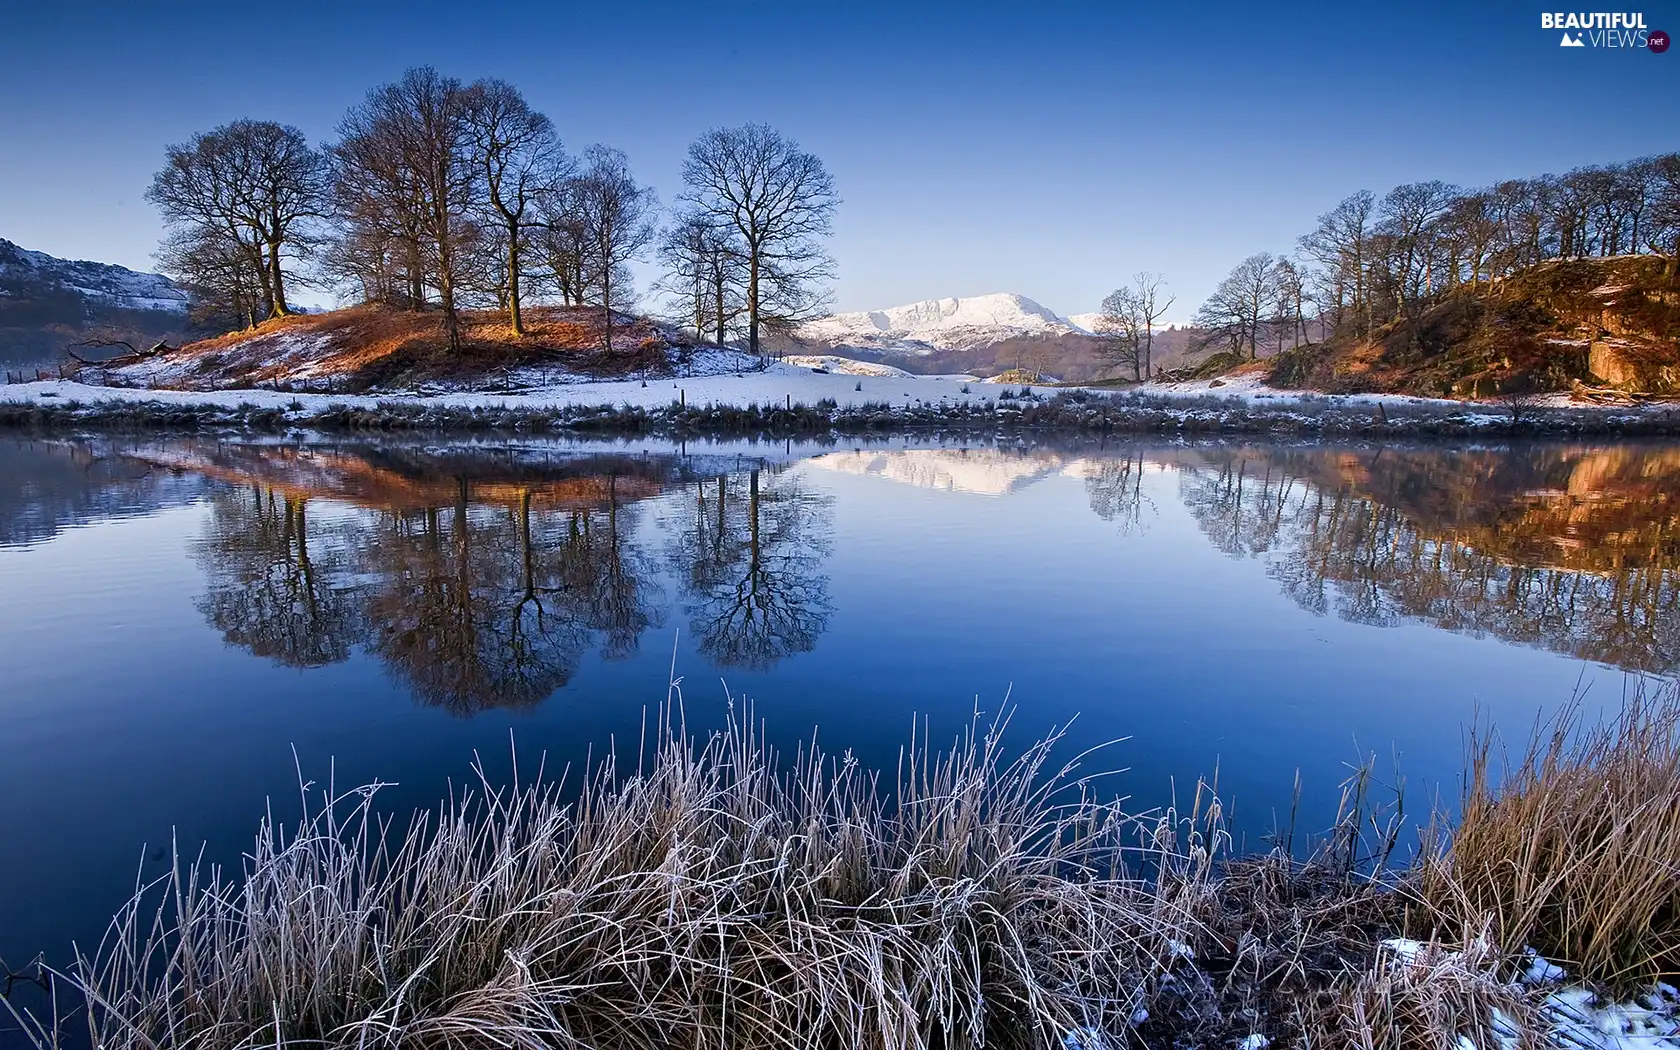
left=799, top=293, right=1081, bottom=354
left=0, top=238, right=189, bottom=314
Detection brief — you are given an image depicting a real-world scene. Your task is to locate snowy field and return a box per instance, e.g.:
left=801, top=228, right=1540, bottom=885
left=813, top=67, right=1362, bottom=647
left=0, top=360, right=1665, bottom=426
left=2, top=360, right=996, bottom=413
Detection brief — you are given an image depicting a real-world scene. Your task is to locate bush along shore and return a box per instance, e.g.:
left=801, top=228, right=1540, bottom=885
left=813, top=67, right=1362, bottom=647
left=4, top=687, right=1680, bottom=1050
left=4, top=387, right=1680, bottom=438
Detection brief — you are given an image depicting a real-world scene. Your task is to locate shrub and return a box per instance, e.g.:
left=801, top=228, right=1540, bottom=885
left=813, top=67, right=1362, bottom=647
left=25, top=707, right=1196, bottom=1050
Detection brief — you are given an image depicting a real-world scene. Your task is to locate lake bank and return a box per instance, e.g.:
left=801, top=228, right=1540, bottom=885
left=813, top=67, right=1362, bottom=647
left=5, top=690, right=1678, bottom=1050
left=5, top=373, right=1680, bottom=438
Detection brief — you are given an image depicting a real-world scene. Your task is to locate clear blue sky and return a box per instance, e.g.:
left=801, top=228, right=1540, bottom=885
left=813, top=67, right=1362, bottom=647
left=0, top=0, right=1673, bottom=316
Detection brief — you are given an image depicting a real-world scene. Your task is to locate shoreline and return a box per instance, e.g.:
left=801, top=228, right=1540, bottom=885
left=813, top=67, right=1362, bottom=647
left=5, top=376, right=1680, bottom=438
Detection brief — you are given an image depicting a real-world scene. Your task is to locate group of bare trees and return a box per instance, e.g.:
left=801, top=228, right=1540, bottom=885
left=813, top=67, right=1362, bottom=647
left=1092, top=272, right=1175, bottom=379
left=1191, top=152, right=1680, bottom=359
left=149, top=68, right=837, bottom=354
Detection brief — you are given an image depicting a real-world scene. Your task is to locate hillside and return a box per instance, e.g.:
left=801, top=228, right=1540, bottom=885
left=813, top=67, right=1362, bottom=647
left=92, top=304, right=752, bottom=393
left=779, top=292, right=1202, bottom=381
left=0, top=238, right=195, bottom=369
left=1267, top=256, right=1680, bottom=399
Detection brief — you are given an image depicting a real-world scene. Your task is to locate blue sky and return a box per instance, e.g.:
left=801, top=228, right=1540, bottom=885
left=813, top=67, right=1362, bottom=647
left=0, top=0, right=1673, bottom=316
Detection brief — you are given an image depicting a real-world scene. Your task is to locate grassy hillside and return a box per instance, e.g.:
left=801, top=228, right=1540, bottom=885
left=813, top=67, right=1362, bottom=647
left=1268, top=256, right=1680, bottom=398
left=90, top=304, right=717, bottom=392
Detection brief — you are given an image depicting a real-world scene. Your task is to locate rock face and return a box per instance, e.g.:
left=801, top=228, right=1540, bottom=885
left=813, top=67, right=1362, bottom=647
left=1590, top=339, right=1680, bottom=392
left=1268, top=256, right=1680, bottom=398
left=0, top=238, right=193, bottom=368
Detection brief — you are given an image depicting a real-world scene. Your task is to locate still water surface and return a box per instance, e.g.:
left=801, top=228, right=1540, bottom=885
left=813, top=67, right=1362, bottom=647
left=1, top=434, right=1675, bottom=970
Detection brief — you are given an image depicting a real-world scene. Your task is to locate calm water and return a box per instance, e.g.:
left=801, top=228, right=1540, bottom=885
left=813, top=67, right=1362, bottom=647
left=1, top=434, right=1676, bottom=973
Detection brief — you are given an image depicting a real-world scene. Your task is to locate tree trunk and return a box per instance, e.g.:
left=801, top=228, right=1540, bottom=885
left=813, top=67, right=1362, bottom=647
left=747, top=250, right=761, bottom=356
left=506, top=224, right=524, bottom=336
left=602, top=273, right=613, bottom=353
left=714, top=272, right=727, bottom=347
left=267, top=240, right=291, bottom=317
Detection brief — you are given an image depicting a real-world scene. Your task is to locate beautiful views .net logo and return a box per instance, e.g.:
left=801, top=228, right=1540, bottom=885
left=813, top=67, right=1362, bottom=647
left=1541, top=11, right=1670, bottom=49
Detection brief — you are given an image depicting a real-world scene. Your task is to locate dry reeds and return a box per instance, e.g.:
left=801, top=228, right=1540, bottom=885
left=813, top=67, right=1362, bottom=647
left=1419, top=682, right=1680, bottom=988
left=16, top=705, right=1207, bottom=1050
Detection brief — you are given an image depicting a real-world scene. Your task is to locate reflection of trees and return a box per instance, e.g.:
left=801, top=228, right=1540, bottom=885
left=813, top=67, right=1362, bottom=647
left=363, top=480, right=591, bottom=715
left=194, top=486, right=362, bottom=667
left=1175, top=446, right=1680, bottom=674
left=556, top=477, right=662, bottom=660
left=668, top=468, right=833, bottom=671
left=190, top=454, right=669, bottom=714
left=1084, top=450, right=1154, bottom=534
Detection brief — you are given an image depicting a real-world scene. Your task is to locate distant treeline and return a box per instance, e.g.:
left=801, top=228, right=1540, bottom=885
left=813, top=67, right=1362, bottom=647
left=147, top=68, right=839, bottom=355
left=1186, top=153, right=1680, bottom=358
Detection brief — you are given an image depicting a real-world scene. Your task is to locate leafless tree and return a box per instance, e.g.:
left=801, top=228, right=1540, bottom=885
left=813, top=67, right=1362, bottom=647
left=1195, top=252, right=1276, bottom=360
left=679, top=124, right=838, bottom=357
left=148, top=119, right=327, bottom=321
left=1093, top=286, right=1145, bottom=381
left=156, top=227, right=269, bottom=331
left=1297, top=191, right=1375, bottom=336
left=658, top=210, right=747, bottom=345
left=462, top=79, right=568, bottom=336
left=334, top=67, right=478, bottom=350
left=571, top=146, right=657, bottom=352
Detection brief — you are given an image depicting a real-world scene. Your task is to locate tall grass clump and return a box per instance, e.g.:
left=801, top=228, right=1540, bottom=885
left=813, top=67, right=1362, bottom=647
left=18, top=706, right=1207, bottom=1050
left=1420, top=683, right=1680, bottom=988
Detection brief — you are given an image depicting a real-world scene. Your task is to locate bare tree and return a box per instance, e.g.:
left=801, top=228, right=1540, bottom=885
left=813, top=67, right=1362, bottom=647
left=335, top=67, right=478, bottom=350
left=679, top=124, right=838, bottom=357
left=1093, top=286, right=1144, bottom=381
left=658, top=210, right=746, bottom=346
left=1130, top=272, right=1175, bottom=378
left=1298, top=191, right=1375, bottom=337
left=462, top=79, right=568, bottom=336
left=571, top=146, right=657, bottom=352
left=148, top=119, right=327, bottom=322
left=1194, top=252, right=1276, bottom=360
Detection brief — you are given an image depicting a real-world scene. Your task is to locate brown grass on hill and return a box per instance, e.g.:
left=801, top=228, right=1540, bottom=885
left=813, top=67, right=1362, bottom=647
left=156, top=304, right=678, bottom=391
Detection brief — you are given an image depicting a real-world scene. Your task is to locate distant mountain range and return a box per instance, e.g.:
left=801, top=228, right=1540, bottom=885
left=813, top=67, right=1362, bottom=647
left=0, top=238, right=193, bottom=368
left=780, top=292, right=1199, bottom=381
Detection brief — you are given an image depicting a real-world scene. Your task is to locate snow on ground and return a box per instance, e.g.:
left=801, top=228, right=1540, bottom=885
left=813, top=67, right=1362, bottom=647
left=1380, top=940, right=1680, bottom=1050
left=781, top=355, right=933, bottom=379
left=5, top=355, right=1666, bottom=421
left=1136, top=371, right=1589, bottom=411
left=1, top=360, right=994, bottom=414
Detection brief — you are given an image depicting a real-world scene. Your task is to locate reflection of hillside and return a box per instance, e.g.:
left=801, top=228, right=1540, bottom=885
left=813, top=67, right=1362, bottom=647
left=128, top=442, right=673, bottom=515
left=1173, top=445, right=1680, bottom=674
left=0, top=439, right=206, bottom=548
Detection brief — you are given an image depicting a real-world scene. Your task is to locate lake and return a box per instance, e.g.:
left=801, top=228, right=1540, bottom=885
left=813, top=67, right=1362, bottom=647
left=1, top=433, right=1675, bottom=976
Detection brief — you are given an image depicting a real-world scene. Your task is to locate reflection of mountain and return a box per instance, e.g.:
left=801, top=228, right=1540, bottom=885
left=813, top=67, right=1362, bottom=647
left=0, top=439, right=206, bottom=548
left=1172, top=445, right=1680, bottom=674
left=158, top=442, right=836, bottom=712
left=807, top=448, right=1082, bottom=496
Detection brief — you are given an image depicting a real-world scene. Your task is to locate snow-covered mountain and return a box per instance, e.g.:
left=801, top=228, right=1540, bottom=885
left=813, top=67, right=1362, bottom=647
left=0, top=239, right=189, bottom=314
left=797, top=293, right=1085, bottom=356
left=0, top=238, right=193, bottom=366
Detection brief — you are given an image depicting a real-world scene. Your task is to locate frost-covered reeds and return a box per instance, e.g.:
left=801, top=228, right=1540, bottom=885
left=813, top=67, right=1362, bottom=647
left=1421, top=684, right=1680, bottom=990
left=9, top=707, right=1209, bottom=1050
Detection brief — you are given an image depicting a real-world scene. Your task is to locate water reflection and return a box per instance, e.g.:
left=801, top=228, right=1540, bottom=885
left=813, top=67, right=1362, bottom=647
left=1172, top=445, right=1680, bottom=674
left=6, top=437, right=1677, bottom=709
left=146, top=441, right=833, bottom=711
